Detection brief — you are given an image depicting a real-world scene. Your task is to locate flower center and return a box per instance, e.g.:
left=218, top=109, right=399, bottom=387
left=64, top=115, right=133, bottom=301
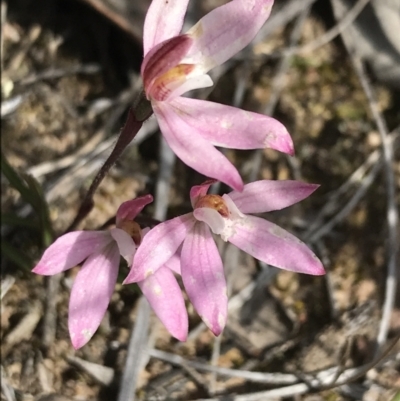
left=194, top=194, right=229, bottom=217
left=148, top=64, right=195, bottom=101
left=117, top=220, right=142, bottom=245
left=193, top=194, right=245, bottom=242
left=141, top=35, right=194, bottom=102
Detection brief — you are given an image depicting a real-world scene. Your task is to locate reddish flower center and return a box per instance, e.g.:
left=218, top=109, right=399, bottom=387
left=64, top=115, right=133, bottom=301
left=148, top=64, right=195, bottom=101
left=194, top=195, right=229, bottom=218
left=118, top=220, right=142, bottom=245
left=141, top=34, right=194, bottom=101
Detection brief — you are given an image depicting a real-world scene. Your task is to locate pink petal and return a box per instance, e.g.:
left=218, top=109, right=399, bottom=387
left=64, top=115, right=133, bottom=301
left=154, top=102, right=244, bottom=191
left=68, top=243, right=120, bottom=349
left=228, top=181, right=319, bottom=214
left=116, top=195, right=153, bottom=226
left=169, top=97, right=294, bottom=155
left=184, top=0, right=274, bottom=71
left=164, top=74, right=213, bottom=101
left=143, top=0, right=190, bottom=56
left=123, top=213, right=196, bottom=284
left=138, top=266, right=188, bottom=341
left=228, top=216, right=325, bottom=275
left=181, top=222, right=227, bottom=336
left=32, top=231, right=112, bottom=275
left=110, top=228, right=136, bottom=266
left=190, top=180, right=217, bottom=208
left=164, top=252, right=182, bottom=275
left=142, top=34, right=193, bottom=90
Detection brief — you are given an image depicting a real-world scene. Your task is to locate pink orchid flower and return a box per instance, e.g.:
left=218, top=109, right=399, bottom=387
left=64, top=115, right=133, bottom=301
left=142, top=0, right=294, bottom=191
left=32, top=195, right=188, bottom=349
left=124, top=180, right=325, bottom=336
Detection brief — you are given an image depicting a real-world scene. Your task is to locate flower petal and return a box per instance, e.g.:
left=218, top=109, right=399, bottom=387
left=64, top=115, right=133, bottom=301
left=184, top=0, right=274, bottom=71
left=123, top=213, right=196, bottom=284
left=181, top=222, right=227, bottom=335
left=164, top=74, right=213, bottom=101
left=68, top=243, right=120, bottom=349
left=228, top=181, right=319, bottom=214
left=164, top=252, right=182, bottom=275
left=32, top=231, right=112, bottom=275
left=110, top=228, right=136, bottom=266
left=154, top=102, right=244, bottom=191
left=190, top=180, right=217, bottom=207
left=138, top=266, right=188, bottom=341
left=143, top=0, right=190, bottom=56
left=116, top=195, right=153, bottom=226
left=228, top=216, right=325, bottom=275
left=169, top=97, right=294, bottom=155
left=142, top=34, right=193, bottom=89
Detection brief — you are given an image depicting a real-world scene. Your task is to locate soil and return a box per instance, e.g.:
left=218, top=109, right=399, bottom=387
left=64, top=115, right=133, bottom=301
left=1, top=0, right=399, bottom=400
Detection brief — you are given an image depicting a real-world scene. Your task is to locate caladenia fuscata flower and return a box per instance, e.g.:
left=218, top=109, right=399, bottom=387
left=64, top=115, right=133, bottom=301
left=32, top=196, right=188, bottom=349
left=124, top=180, right=325, bottom=336
left=141, top=0, right=294, bottom=191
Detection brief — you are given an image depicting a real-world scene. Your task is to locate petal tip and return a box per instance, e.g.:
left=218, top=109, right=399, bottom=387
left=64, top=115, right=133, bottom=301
left=69, top=322, right=93, bottom=349
left=122, top=264, right=141, bottom=284
left=210, top=323, right=225, bottom=337
left=229, top=176, right=244, bottom=192
left=32, top=265, right=50, bottom=275
left=307, top=183, right=320, bottom=195
left=173, top=331, right=188, bottom=342
left=311, top=264, right=326, bottom=276
left=287, top=142, right=295, bottom=156
left=71, top=340, right=83, bottom=350
left=122, top=276, right=132, bottom=285
left=233, top=182, right=244, bottom=192
left=123, top=268, right=148, bottom=284
left=70, top=331, right=91, bottom=350
left=306, top=255, right=325, bottom=276
left=202, top=312, right=226, bottom=337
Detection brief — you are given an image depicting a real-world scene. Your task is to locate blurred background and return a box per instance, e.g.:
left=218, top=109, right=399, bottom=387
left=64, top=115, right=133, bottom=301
left=1, top=0, right=399, bottom=400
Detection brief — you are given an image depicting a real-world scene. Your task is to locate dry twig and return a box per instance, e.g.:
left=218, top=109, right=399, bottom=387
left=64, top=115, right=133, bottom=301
left=117, top=297, right=151, bottom=401
left=249, top=5, right=310, bottom=182
left=331, top=0, right=398, bottom=352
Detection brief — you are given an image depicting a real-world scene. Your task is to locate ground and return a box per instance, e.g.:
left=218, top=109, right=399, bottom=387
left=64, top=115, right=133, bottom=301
left=1, top=0, right=399, bottom=400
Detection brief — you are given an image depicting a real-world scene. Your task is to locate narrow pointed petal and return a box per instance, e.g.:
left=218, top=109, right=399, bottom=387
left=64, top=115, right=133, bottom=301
left=123, top=213, right=196, bottom=284
left=185, top=0, right=274, bottom=71
left=68, top=243, right=120, bottom=349
left=229, top=216, right=325, bottom=275
left=116, top=195, right=153, bottom=226
left=32, top=231, right=112, bottom=275
left=154, top=102, right=244, bottom=191
left=181, top=222, right=227, bottom=335
left=110, top=228, right=136, bottom=266
left=169, top=97, right=294, bottom=155
left=143, top=0, right=190, bottom=56
left=138, top=266, right=188, bottom=341
left=190, top=180, right=217, bottom=207
left=228, top=181, right=319, bottom=214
